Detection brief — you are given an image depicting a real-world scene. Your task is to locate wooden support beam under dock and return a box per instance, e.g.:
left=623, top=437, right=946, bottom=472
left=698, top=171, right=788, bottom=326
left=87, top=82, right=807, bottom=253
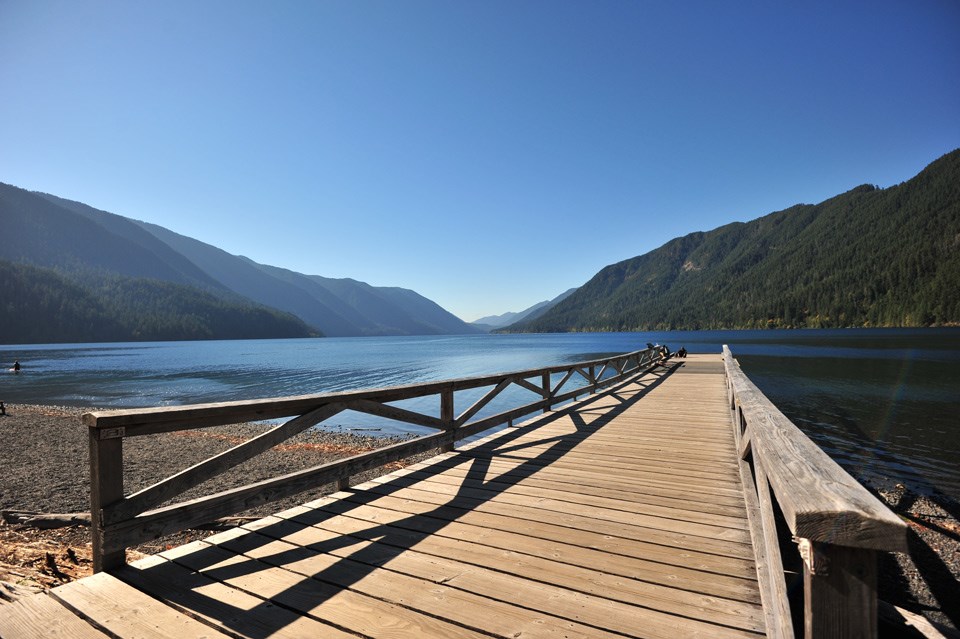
left=1, top=352, right=898, bottom=638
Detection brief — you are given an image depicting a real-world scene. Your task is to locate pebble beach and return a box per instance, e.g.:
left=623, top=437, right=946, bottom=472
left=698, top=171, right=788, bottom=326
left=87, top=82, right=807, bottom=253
left=0, top=403, right=416, bottom=518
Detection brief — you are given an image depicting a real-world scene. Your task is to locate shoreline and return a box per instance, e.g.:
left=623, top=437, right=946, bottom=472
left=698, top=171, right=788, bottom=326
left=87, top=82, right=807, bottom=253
left=0, top=403, right=957, bottom=630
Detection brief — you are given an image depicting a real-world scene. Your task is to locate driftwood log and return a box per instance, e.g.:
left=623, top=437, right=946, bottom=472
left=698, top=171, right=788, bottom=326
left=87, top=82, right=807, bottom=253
left=1, top=511, right=91, bottom=529
left=1, top=510, right=258, bottom=531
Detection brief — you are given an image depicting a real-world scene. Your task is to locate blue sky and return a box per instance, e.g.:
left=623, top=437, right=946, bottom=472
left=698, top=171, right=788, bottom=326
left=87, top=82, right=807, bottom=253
left=2, top=1, right=958, bottom=322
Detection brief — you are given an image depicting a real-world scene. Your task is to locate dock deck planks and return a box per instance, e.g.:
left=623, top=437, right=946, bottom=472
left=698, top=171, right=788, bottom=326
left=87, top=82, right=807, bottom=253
left=1, top=355, right=768, bottom=638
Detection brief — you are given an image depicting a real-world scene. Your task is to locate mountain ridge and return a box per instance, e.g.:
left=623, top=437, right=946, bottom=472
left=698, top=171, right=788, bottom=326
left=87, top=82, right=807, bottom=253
left=506, top=149, right=960, bottom=332
left=472, top=288, right=577, bottom=330
left=0, top=183, right=482, bottom=342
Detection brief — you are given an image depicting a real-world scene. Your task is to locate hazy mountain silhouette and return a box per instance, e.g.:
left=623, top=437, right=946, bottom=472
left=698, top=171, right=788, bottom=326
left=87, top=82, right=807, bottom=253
left=472, top=288, right=577, bottom=331
left=0, top=184, right=483, bottom=341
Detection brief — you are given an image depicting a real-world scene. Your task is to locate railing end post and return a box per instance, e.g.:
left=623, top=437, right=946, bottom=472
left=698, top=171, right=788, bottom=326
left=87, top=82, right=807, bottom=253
left=801, top=540, right=878, bottom=639
left=89, top=425, right=125, bottom=573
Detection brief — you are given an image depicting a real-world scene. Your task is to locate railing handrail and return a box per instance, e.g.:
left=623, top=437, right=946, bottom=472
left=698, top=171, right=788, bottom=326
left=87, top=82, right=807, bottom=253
left=723, top=344, right=907, bottom=639
left=87, top=345, right=667, bottom=572
left=722, top=344, right=907, bottom=552
left=82, top=349, right=658, bottom=435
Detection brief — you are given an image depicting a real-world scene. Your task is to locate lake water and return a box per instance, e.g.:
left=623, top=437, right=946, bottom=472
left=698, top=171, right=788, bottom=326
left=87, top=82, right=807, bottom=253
left=2, top=329, right=958, bottom=502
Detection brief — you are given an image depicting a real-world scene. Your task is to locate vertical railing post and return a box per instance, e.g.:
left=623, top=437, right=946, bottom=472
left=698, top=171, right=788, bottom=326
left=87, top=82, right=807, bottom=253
left=800, top=540, right=878, bottom=638
left=542, top=372, right=551, bottom=413
left=89, top=427, right=125, bottom=573
left=440, top=389, right=455, bottom=452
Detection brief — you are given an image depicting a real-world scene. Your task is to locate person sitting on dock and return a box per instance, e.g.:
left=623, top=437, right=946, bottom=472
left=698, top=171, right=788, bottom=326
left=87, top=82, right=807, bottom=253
left=677, top=347, right=687, bottom=358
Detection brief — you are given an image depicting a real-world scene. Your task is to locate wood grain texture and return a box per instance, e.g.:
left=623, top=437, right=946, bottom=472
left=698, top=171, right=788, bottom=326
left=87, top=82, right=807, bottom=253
left=803, top=542, right=878, bottom=639
left=723, top=346, right=907, bottom=552
left=50, top=352, right=774, bottom=638
left=89, top=347, right=666, bottom=565
left=0, top=593, right=109, bottom=639
left=104, top=403, right=345, bottom=524
left=51, top=572, right=235, bottom=639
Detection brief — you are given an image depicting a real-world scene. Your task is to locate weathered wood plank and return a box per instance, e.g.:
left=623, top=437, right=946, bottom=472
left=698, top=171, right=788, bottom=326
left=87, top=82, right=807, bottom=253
left=122, top=554, right=486, bottom=638
left=117, top=558, right=358, bottom=639
left=102, top=430, right=454, bottom=552
left=89, top=433, right=123, bottom=573
left=170, top=539, right=634, bottom=639
left=104, top=403, right=344, bottom=524
left=216, top=526, right=764, bottom=638
left=384, top=464, right=749, bottom=516
left=739, top=453, right=794, bottom=639
left=366, top=472, right=751, bottom=530
left=286, top=491, right=759, bottom=572
left=55, top=351, right=782, bottom=639
left=459, top=451, right=747, bottom=496
left=347, top=397, right=446, bottom=430
left=802, top=541, right=878, bottom=639
left=51, top=572, right=235, bottom=638
left=752, top=455, right=795, bottom=639
left=723, top=346, right=907, bottom=552
left=454, top=377, right=511, bottom=426
left=326, top=483, right=757, bottom=563
left=0, top=593, right=109, bottom=639
left=470, top=444, right=743, bottom=480
left=355, top=479, right=753, bottom=542
left=244, top=513, right=765, bottom=630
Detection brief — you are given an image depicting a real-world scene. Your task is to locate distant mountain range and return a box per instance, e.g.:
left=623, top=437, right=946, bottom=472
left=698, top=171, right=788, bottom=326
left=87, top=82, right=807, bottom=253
left=507, top=149, right=960, bottom=332
left=471, top=288, right=577, bottom=330
left=5, top=148, right=956, bottom=343
left=0, top=185, right=481, bottom=343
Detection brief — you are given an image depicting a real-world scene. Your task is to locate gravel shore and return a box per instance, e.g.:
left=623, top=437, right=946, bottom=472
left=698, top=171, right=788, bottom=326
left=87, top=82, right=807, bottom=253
left=0, top=404, right=418, bottom=518
left=0, top=403, right=957, bottom=632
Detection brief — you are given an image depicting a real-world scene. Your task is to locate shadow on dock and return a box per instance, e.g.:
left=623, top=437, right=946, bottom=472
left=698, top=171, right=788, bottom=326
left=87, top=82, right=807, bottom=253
left=125, top=362, right=683, bottom=638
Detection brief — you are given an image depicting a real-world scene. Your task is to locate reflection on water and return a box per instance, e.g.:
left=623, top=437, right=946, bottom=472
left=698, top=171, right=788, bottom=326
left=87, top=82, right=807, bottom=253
left=2, top=329, right=958, bottom=501
left=737, top=353, right=959, bottom=501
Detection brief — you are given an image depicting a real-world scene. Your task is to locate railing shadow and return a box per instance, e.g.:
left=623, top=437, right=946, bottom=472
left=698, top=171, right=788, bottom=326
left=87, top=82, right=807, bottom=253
left=125, top=361, right=681, bottom=638
left=874, top=487, right=960, bottom=630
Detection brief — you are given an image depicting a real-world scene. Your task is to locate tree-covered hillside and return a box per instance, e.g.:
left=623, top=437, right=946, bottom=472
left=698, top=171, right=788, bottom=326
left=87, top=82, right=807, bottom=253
left=512, top=149, right=960, bottom=332
left=1, top=182, right=481, bottom=340
left=0, top=261, right=317, bottom=344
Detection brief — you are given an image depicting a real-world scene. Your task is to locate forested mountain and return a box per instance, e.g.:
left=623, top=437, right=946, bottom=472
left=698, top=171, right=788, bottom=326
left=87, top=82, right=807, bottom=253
left=0, top=260, right=314, bottom=343
left=0, top=182, right=480, bottom=342
left=0, top=183, right=220, bottom=289
left=510, top=149, right=960, bottom=332
left=472, top=288, right=577, bottom=331
left=135, top=223, right=481, bottom=337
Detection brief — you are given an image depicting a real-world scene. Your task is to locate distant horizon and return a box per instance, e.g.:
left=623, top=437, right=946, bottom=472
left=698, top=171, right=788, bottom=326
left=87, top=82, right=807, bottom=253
left=4, top=148, right=954, bottom=325
left=2, top=2, right=957, bottom=321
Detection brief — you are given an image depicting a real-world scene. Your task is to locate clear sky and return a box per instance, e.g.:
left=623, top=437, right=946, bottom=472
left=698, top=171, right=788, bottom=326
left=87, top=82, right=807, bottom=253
left=2, top=1, right=958, bottom=322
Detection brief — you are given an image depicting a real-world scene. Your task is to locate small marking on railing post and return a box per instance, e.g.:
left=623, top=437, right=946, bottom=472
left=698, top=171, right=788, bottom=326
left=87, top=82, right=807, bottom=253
left=99, top=427, right=125, bottom=440
left=797, top=538, right=830, bottom=576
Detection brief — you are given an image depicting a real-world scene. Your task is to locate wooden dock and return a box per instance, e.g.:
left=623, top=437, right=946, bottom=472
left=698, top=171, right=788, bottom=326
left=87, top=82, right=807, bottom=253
left=0, top=350, right=908, bottom=638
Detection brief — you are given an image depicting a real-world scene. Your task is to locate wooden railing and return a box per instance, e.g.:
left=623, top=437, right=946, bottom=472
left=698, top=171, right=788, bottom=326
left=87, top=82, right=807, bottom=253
left=85, top=345, right=666, bottom=572
left=723, top=345, right=908, bottom=639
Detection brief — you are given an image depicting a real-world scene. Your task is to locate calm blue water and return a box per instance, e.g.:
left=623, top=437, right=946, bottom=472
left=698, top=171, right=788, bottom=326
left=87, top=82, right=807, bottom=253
left=2, top=329, right=958, bottom=501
